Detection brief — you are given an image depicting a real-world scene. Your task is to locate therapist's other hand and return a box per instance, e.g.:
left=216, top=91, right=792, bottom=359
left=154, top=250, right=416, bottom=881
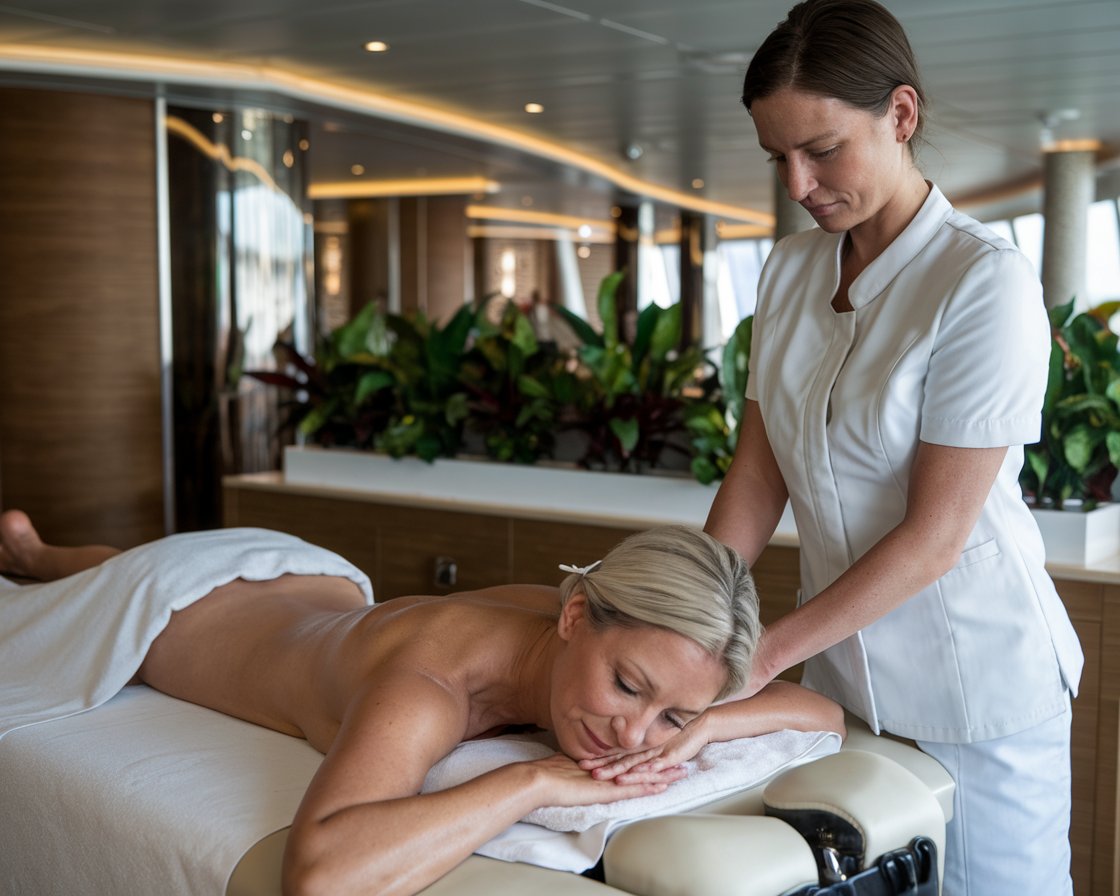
left=578, top=714, right=712, bottom=782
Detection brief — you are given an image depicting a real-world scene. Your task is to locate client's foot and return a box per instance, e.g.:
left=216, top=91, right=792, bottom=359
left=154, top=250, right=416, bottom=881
left=0, top=510, right=46, bottom=579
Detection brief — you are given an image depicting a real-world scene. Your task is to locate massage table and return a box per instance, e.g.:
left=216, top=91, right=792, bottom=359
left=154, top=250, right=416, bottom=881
left=0, top=684, right=952, bottom=896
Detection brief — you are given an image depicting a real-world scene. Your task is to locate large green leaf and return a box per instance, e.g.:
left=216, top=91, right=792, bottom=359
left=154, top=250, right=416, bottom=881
left=649, top=303, right=682, bottom=362
left=609, top=417, right=640, bottom=454
left=597, top=271, right=625, bottom=350
left=354, top=370, right=394, bottom=405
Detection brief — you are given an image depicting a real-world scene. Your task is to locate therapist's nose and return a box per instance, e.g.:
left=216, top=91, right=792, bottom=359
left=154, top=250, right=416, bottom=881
left=784, top=157, right=816, bottom=203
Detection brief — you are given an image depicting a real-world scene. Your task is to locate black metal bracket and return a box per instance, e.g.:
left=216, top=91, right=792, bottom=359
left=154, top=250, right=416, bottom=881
left=782, top=837, right=938, bottom=896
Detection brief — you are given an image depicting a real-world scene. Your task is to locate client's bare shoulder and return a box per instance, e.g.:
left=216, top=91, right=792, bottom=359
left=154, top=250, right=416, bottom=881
left=336, top=584, right=561, bottom=740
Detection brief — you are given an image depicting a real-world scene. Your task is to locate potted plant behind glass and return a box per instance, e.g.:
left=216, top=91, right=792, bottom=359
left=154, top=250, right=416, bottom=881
left=1020, top=298, right=1120, bottom=564
left=553, top=271, right=722, bottom=475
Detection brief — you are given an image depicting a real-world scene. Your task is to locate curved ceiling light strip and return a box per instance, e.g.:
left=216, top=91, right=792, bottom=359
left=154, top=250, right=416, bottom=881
left=0, top=42, right=775, bottom=227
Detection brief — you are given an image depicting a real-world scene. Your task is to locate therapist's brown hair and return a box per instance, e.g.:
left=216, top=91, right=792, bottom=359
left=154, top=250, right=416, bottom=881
left=741, top=0, right=928, bottom=153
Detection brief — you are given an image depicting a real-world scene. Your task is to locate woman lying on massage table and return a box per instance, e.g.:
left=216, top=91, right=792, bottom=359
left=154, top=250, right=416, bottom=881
left=0, top=511, right=843, bottom=896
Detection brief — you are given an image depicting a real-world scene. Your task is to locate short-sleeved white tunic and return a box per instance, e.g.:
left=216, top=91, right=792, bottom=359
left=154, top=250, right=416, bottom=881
left=747, top=185, right=1083, bottom=743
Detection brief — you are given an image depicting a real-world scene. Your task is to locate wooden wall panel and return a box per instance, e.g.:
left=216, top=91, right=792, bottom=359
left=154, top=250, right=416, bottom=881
left=222, top=484, right=380, bottom=587
left=379, top=504, right=510, bottom=599
left=1096, top=586, right=1120, bottom=894
left=0, top=87, right=163, bottom=548
left=1056, top=578, right=1104, bottom=895
left=511, top=518, right=636, bottom=586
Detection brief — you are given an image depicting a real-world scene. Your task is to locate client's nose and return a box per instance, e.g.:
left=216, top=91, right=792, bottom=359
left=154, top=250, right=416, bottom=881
left=612, top=712, right=651, bottom=751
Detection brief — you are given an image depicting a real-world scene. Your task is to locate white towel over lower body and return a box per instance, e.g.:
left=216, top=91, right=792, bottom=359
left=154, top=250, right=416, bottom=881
left=0, top=527, right=372, bottom=741
left=423, top=727, right=843, bottom=871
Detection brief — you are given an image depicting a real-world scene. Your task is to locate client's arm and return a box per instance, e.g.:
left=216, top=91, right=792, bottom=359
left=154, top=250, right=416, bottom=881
left=282, top=669, right=677, bottom=896
left=581, top=681, right=845, bottom=782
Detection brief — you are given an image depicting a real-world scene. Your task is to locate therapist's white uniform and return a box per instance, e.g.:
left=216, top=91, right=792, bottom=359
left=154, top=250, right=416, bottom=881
left=747, top=184, right=1083, bottom=894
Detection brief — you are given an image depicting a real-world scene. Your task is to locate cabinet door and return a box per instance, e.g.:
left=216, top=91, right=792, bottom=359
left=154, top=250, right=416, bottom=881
left=510, top=519, right=635, bottom=586
left=379, top=505, right=511, bottom=599
left=222, top=485, right=380, bottom=585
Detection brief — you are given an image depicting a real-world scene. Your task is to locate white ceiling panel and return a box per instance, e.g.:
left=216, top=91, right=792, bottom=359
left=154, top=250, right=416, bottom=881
left=0, top=0, right=1115, bottom=223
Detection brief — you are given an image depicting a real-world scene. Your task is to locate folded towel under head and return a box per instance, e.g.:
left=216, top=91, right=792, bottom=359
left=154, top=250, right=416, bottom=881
left=423, top=727, right=842, bottom=871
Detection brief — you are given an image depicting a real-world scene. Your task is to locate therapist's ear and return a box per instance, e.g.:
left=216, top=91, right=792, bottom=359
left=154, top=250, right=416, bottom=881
left=890, top=85, right=919, bottom=143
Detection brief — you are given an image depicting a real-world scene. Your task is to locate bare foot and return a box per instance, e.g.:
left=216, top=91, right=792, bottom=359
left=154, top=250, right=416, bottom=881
left=0, top=510, right=45, bottom=579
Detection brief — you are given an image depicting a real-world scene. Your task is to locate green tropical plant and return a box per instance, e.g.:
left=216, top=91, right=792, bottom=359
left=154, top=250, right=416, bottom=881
left=249, top=272, right=757, bottom=483
left=684, top=314, right=752, bottom=484
left=459, top=297, right=574, bottom=464
left=1020, top=298, right=1120, bottom=507
left=248, top=301, right=473, bottom=462
left=553, top=271, right=719, bottom=473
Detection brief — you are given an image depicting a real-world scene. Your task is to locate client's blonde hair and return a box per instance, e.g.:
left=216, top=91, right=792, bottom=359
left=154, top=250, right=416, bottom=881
left=559, top=525, right=760, bottom=700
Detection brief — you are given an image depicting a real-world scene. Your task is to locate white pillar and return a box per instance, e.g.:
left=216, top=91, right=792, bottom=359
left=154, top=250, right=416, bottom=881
left=1041, top=148, right=1094, bottom=309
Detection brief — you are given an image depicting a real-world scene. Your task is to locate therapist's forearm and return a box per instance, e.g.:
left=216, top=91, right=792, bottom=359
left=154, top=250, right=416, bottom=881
left=752, top=441, right=1008, bottom=685
left=753, top=521, right=959, bottom=684
left=704, top=405, right=789, bottom=565
left=706, top=681, right=846, bottom=741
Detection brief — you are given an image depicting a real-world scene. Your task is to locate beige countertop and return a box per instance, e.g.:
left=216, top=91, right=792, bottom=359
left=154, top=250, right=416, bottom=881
left=225, top=447, right=1120, bottom=584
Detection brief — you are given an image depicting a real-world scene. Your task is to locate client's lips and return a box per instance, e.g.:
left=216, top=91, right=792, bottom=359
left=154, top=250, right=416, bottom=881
left=583, top=722, right=613, bottom=754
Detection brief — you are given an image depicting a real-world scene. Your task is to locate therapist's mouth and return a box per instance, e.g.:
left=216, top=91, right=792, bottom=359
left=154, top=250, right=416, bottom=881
left=804, top=201, right=838, bottom=218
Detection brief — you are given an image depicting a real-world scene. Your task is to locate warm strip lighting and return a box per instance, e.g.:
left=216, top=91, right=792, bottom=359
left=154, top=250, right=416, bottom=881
left=716, top=221, right=776, bottom=240
left=1043, top=139, right=1103, bottom=154
left=466, top=204, right=613, bottom=234
left=0, top=42, right=773, bottom=226
left=310, top=176, right=500, bottom=199
left=467, top=224, right=614, bottom=244
left=164, top=115, right=282, bottom=193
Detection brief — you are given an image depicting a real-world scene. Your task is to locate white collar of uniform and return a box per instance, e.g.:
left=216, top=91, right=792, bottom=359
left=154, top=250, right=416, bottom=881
left=843, top=182, right=953, bottom=311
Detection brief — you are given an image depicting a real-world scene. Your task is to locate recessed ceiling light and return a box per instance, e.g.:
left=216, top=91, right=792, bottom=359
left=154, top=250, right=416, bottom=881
left=363, top=41, right=389, bottom=53
left=298, top=138, right=310, bottom=151
left=524, top=102, right=544, bottom=114
left=212, top=112, right=223, bottom=124
left=691, top=178, right=705, bottom=189
left=577, top=245, right=592, bottom=259
left=351, top=164, right=365, bottom=176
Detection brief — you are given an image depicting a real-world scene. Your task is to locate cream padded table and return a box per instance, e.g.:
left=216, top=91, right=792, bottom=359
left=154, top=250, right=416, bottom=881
left=0, top=685, right=951, bottom=896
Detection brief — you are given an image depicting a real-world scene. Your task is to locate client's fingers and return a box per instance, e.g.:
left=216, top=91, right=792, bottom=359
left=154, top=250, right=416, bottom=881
left=582, top=745, right=662, bottom=779
left=612, top=765, right=688, bottom=787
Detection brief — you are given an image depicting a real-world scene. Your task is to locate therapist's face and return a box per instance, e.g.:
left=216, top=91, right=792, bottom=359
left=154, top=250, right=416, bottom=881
left=750, top=86, right=916, bottom=236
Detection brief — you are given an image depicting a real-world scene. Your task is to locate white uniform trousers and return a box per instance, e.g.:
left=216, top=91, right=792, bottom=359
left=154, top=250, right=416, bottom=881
left=916, top=693, right=1074, bottom=896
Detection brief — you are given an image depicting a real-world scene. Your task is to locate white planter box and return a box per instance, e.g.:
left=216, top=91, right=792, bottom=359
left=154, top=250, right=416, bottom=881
left=283, top=446, right=801, bottom=537
left=1030, top=502, right=1120, bottom=566
left=285, top=447, right=1119, bottom=567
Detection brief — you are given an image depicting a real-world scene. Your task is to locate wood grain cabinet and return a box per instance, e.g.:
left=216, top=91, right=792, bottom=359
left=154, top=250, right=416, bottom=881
left=223, top=473, right=1113, bottom=895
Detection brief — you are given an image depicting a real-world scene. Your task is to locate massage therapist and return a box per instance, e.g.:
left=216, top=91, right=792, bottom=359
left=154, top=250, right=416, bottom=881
left=699, top=1, right=1083, bottom=893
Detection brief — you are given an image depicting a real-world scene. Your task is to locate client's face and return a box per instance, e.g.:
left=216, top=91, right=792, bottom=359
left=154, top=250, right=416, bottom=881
left=549, top=595, right=727, bottom=762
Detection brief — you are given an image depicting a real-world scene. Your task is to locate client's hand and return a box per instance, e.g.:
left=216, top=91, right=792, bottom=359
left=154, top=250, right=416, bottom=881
left=577, top=714, right=712, bottom=783
left=529, top=753, right=688, bottom=806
